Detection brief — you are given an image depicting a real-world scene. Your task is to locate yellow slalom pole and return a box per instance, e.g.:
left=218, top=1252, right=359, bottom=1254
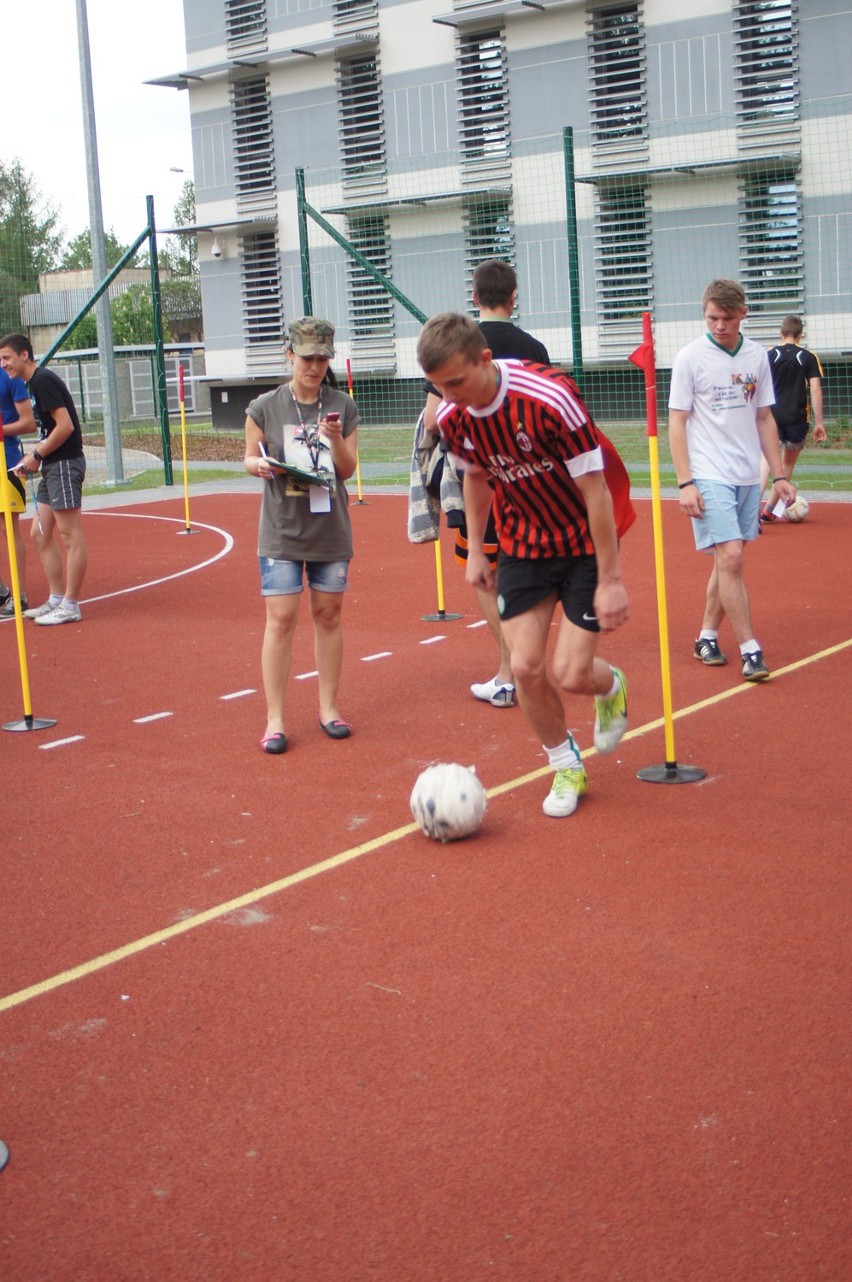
left=176, top=365, right=198, bottom=538
left=346, top=358, right=365, bottom=504
left=630, top=313, right=704, bottom=784
left=0, top=431, right=56, bottom=733
left=422, top=529, right=462, bottom=622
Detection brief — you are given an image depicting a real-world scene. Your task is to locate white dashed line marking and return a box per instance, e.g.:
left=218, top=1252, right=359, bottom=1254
left=419, top=636, right=446, bottom=645
left=133, top=712, right=174, bottom=724
left=467, top=620, right=488, bottom=630
left=295, top=670, right=319, bottom=681
left=219, top=689, right=257, bottom=701
left=39, top=736, right=86, bottom=751
left=361, top=652, right=393, bottom=663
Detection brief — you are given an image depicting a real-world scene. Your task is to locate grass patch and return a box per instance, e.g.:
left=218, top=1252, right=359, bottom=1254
left=85, top=466, right=241, bottom=496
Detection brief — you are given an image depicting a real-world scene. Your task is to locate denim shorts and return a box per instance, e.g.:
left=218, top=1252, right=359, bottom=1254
left=259, top=557, right=349, bottom=596
left=691, top=479, right=761, bottom=551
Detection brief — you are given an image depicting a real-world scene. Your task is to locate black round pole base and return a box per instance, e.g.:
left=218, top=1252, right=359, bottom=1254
left=3, top=716, right=58, bottom=733
left=0, top=1140, right=8, bottom=1172
left=176, top=528, right=201, bottom=536
left=421, top=611, right=463, bottom=622
left=637, top=762, right=706, bottom=784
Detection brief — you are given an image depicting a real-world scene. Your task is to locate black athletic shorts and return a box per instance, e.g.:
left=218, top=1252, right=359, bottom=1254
left=496, top=552, right=599, bottom=630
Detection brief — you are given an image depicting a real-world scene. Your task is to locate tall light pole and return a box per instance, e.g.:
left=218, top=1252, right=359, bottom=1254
left=75, top=0, right=123, bottom=483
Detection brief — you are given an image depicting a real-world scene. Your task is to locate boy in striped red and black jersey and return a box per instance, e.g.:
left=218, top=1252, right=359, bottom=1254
left=417, top=312, right=633, bottom=820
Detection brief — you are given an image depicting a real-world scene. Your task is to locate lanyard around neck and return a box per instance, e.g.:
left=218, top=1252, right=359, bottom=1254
left=288, top=385, right=325, bottom=471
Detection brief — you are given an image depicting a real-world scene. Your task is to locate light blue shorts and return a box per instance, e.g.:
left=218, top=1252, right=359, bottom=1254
left=260, top=557, right=349, bottom=596
left=691, top=480, right=761, bottom=552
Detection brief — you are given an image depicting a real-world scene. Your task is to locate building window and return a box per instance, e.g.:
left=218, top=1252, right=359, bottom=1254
left=240, top=230, right=283, bottom=348
left=587, top=3, right=646, bottom=147
left=457, top=30, right=510, bottom=163
left=463, top=196, right=514, bottom=305
left=225, top=0, right=267, bottom=52
left=594, top=184, right=651, bottom=323
left=346, top=215, right=395, bottom=354
left=231, top=76, right=275, bottom=203
left=734, top=0, right=798, bottom=127
left=739, top=170, right=802, bottom=311
left=337, top=54, right=386, bottom=191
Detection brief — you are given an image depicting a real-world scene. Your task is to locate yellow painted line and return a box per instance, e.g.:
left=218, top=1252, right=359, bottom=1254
left=2, top=636, right=849, bottom=1016
left=0, top=822, right=420, bottom=1015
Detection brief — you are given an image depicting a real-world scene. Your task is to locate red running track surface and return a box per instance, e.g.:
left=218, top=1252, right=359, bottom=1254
left=1, top=492, right=849, bottom=1280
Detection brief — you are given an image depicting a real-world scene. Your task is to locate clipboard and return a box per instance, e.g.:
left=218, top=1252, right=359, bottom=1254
left=259, top=442, right=336, bottom=492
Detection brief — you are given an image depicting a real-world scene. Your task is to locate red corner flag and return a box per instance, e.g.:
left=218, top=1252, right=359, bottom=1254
left=629, top=313, right=658, bottom=438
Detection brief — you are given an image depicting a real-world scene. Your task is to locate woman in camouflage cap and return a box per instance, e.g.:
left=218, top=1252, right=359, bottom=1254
left=244, top=317, right=360, bottom=753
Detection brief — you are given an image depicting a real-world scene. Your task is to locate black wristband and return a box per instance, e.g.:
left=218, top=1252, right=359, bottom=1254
left=772, top=476, right=786, bottom=484
left=678, top=479, right=696, bottom=490
left=32, top=449, right=43, bottom=462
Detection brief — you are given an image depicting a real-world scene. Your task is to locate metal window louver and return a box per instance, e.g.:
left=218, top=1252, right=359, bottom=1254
left=457, top=31, right=510, bottom=161
left=240, top=230, right=284, bottom=347
left=345, top=215, right=395, bottom=361
left=734, top=0, right=798, bottom=126
left=588, top=3, right=647, bottom=146
left=225, top=0, right=267, bottom=51
left=231, top=77, right=275, bottom=200
left=594, top=186, right=652, bottom=323
left=738, top=171, right=803, bottom=309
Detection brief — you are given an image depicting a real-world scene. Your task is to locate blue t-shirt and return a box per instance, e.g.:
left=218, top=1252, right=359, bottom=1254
left=0, top=368, right=29, bottom=467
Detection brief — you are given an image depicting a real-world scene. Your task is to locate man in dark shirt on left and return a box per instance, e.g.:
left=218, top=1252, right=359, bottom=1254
left=0, top=334, right=88, bottom=625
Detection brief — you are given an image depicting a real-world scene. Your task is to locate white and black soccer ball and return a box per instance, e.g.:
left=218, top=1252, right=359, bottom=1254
left=785, top=493, right=810, bottom=523
left=409, top=762, right=487, bottom=843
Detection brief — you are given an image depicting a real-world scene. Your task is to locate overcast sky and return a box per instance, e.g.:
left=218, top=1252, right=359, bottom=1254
left=5, top=0, right=193, bottom=252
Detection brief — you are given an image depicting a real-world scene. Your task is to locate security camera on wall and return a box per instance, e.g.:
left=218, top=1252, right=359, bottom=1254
left=211, top=238, right=223, bottom=259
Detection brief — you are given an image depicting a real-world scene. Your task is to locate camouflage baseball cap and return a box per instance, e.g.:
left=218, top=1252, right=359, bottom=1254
left=287, top=317, right=335, bottom=358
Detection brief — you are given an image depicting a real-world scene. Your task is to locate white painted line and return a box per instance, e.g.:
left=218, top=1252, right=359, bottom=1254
left=77, top=513, right=234, bottom=606
left=134, top=712, right=174, bottom=724
left=219, top=689, right=256, bottom=701
left=420, top=635, right=446, bottom=645
left=467, top=620, right=488, bottom=630
left=361, top=652, right=393, bottom=663
left=295, top=670, right=318, bottom=681
left=39, top=735, right=85, bottom=751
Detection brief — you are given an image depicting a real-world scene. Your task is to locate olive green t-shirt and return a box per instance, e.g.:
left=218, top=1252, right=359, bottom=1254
left=247, top=383, right=359, bottom=561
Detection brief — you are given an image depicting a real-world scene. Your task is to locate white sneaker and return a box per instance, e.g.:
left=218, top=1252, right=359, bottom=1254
left=24, top=600, right=60, bottom=619
left=34, top=602, right=82, bottom=626
left=542, top=765, right=588, bottom=817
left=470, top=676, right=516, bottom=707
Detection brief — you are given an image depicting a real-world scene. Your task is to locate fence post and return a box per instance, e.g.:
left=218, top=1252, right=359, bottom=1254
left=562, top=126, right=585, bottom=394
left=296, top=168, right=313, bottom=317
left=148, top=194, right=173, bottom=485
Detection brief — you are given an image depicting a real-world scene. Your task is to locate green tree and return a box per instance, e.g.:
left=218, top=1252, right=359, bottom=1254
left=0, top=158, right=62, bottom=333
left=59, top=227, right=142, bottom=272
left=158, top=179, right=197, bottom=278
left=110, top=285, right=154, bottom=346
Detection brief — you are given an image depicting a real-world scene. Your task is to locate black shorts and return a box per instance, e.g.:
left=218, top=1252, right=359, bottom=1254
left=496, top=552, right=599, bottom=630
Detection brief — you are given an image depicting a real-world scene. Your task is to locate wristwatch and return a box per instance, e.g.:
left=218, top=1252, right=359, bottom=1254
left=32, top=449, right=43, bottom=463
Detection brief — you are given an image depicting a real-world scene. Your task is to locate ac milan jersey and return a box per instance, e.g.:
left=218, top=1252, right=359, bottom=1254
left=436, top=360, right=635, bottom=560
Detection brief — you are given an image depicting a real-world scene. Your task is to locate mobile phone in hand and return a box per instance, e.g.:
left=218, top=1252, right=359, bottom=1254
left=326, top=412, right=340, bottom=422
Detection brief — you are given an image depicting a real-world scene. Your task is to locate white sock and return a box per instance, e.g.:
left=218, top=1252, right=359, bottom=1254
left=699, top=629, right=718, bottom=641
left=739, top=638, right=760, bottom=655
left=544, top=733, right=581, bottom=770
